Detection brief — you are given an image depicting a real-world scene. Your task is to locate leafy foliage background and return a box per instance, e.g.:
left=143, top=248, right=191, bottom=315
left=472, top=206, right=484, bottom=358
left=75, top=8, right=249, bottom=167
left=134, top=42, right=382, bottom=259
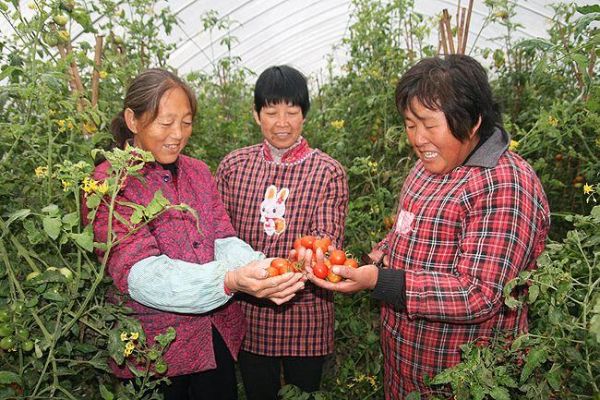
left=0, top=0, right=598, bottom=398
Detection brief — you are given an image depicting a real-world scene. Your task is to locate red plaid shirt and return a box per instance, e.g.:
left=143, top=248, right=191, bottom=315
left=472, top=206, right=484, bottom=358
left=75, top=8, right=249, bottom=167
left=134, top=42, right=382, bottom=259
left=216, top=139, right=349, bottom=356
left=377, top=129, right=550, bottom=398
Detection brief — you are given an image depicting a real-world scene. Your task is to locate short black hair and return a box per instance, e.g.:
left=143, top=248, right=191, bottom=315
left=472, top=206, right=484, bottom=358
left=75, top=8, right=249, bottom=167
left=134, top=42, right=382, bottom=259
left=254, top=65, right=310, bottom=117
left=395, top=55, right=502, bottom=141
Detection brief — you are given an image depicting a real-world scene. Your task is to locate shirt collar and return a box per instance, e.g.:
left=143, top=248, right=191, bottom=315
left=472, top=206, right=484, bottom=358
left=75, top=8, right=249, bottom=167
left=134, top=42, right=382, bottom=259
left=463, top=126, right=509, bottom=168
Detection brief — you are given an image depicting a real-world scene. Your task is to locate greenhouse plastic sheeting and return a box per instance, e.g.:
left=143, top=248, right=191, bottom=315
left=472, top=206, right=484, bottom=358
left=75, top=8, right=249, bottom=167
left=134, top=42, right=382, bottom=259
left=1, top=0, right=597, bottom=78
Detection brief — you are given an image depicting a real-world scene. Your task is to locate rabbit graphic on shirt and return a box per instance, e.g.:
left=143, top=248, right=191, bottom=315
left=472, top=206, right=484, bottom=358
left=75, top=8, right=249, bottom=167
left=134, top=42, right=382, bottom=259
left=260, top=185, right=289, bottom=236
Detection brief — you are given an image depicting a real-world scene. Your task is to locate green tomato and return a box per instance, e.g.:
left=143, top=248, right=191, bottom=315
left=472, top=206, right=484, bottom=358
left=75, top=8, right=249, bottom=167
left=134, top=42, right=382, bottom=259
left=59, top=267, right=73, bottom=280
left=0, top=323, right=12, bottom=337
left=0, top=309, right=10, bottom=322
left=154, top=359, right=167, bottom=374
left=10, top=302, right=24, bottom=314
left=0, top=336, right=15, bottom=350
left=15, top=328, right=29, bottom=341
left=26, top=271, right=40, bottom=281
left=53, top=15, right=68, bottom=26
left=21, top=340, right=34, bottom=352
left=147, top=348, right=159, bottom=361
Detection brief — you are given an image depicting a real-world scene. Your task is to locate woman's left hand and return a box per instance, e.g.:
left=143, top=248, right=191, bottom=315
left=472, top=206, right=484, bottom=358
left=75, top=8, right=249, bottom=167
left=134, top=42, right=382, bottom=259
left=306, top=262, right=379, bottom=294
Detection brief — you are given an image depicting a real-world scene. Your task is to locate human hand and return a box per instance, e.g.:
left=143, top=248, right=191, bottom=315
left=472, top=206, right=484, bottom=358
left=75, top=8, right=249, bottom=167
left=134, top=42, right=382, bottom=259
left=367, top=249, right=389, bottom=267
left=306, top=262, right=379, bottom=294
left=224, top=259, right=305, bottom=305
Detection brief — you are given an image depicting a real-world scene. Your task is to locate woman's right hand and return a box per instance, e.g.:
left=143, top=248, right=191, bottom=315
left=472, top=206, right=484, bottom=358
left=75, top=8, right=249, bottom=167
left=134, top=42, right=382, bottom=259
left=224, top=259, right=305, bottom=305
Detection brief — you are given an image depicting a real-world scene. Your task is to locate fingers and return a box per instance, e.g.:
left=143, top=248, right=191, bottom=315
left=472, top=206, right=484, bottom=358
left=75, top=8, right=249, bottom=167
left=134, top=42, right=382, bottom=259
left=258, top=272, right=304, bottom=297
left=270, top=293, right=296, bottom=305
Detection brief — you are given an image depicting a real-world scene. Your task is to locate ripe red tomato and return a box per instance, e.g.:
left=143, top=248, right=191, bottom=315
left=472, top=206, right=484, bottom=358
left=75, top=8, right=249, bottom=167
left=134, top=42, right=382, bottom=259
left=270, top=258, right=291, bottom=275
left=344, top=258, right=359, bottom=269
left=300, top=235, right=316, bottom=249
left=293, top=237, right=304, bottom=253
left=312, top=262, right=329, bottom=279
left=267, top=266, right=281, bottom=277
left=313, top=237, right=331, bottom=254
left=329, top=249, right=346, bottom=265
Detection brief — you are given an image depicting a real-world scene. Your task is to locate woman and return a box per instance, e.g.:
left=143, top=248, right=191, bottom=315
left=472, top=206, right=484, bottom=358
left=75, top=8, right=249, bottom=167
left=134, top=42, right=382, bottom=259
left=308, top=55, right=550, bottom=398
left=216, top=65, right=349, bottom=399
left=92, top=68, right=304, bottom=400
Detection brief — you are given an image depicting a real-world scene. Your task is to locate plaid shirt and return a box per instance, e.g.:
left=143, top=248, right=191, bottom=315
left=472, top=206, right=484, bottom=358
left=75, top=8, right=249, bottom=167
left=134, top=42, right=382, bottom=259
left=377, top=129, right=550, bottom=398
left=216, top=139, right=349, bottom=356
left=92, top=156, right=245, bottom=378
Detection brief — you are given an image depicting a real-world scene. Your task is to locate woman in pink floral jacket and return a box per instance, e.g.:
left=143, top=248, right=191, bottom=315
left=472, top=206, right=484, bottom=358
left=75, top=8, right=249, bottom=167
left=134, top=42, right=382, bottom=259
left=92, top=69, right=304, bottom=400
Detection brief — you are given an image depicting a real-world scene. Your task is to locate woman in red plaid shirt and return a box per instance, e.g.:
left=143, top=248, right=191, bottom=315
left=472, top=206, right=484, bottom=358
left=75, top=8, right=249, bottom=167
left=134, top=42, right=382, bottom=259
left=308, top=55, right=550, bottom=398
left=216, top=65, right=349, bottom=399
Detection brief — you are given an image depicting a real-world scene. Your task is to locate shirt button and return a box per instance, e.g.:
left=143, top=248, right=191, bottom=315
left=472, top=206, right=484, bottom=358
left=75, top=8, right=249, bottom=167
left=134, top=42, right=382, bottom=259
left=163, top=175, right=170, bottom=182
left=192, top=241, right=200, bottom=249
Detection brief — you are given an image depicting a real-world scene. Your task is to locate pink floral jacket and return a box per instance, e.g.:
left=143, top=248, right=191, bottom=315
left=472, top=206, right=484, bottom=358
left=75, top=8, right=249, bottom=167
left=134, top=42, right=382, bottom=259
left=92, top=155, right=245, bottom=378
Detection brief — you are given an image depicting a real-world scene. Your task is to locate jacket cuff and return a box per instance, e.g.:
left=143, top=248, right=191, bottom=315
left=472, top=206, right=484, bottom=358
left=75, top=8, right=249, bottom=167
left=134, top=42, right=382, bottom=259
left=371, top=268, right=406, bottom=309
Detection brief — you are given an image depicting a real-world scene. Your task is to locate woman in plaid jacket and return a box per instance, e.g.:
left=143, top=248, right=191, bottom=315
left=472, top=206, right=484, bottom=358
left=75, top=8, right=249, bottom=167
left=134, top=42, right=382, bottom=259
left=308, top=55, right=550, bottom=398
left=216, top=65, right=349, bottom=399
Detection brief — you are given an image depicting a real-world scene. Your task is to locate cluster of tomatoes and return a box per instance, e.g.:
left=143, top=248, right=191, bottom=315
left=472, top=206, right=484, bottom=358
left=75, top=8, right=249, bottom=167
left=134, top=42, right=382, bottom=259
left=268, top=235, right=358, bottom=283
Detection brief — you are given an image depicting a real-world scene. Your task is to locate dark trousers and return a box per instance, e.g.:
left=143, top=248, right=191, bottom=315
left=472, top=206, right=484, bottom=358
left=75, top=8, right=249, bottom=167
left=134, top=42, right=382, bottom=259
left=161, top=327, right=237, bottom=400
left=238, top=350, right=327, bottom=400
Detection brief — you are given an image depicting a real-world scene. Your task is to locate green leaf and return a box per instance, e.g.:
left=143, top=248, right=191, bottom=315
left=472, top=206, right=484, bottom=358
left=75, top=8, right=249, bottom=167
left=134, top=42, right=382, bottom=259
left=42, top=217, right=62, bottom=240
left=62, top=212, right=79, bottom=229
left=86, top=194, right=101, bottom=209
left=575, top=12, right=600, bottom=36
left=515, top=38, right=554, bottom=52
left=0, top=371, right=22, bottom=385
left=42, top=204, right=60, bottom=216
left=99, top=383, right=114, bottom=400
left=520, top=347, right=548, bottom=382
left=577, top=4, right=600, bottom=14
left=70, top=227, right=94, bottom=252
left=144, top=190, right=170, bottom=218
left=155, top=326, right=176, bottom=347
left=528, top=285, right=539, bottom=303
left=5, top=209, right=31, bottom=227
left=489, top=386, right=511, bottom=400
left=130, top=207, right=144, bottom=224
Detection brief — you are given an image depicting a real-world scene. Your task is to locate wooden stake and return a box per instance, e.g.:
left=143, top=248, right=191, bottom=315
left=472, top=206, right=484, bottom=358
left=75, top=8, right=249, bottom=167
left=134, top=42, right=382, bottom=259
left=458, top=7, right=466, bottom=54
left=442, top=9, right=455, bottom=54
left=91, top=35, right=104, bottom=108
left=461, top=0, right=474, bottom=54
left=439, top=19, right=448, bottom=55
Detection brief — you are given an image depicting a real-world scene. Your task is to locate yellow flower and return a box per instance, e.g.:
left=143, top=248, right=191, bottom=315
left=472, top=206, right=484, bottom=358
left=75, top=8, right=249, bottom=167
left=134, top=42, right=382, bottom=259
left=96, top=181, right=109, bottom=195
left=99, top=71, right=108, bottom=79
left=367, top=375, right=377, bottom=389
left=56, top=120, right=66, bottom=130
left=330, top=119, right=345, bottom=129
left=82, top=177, right=98, bottom=194
left=120, top=332, right=128, bottom=342
left=129, top=332, right=139, bottom=340
left=548, top=115, right=558, bottom=127
left=83, top=122, right=97, bottom=134
left=67, top=121, right=74, bottom=130
left=509, top=140, right=519, bottom=151
left=583, top=183, right=594, bottom=195
left=35, top=166, right=48, bottom=178
left=123, top=341, right=135, bottom=357
left=61, top=180, right=73, bottom=191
